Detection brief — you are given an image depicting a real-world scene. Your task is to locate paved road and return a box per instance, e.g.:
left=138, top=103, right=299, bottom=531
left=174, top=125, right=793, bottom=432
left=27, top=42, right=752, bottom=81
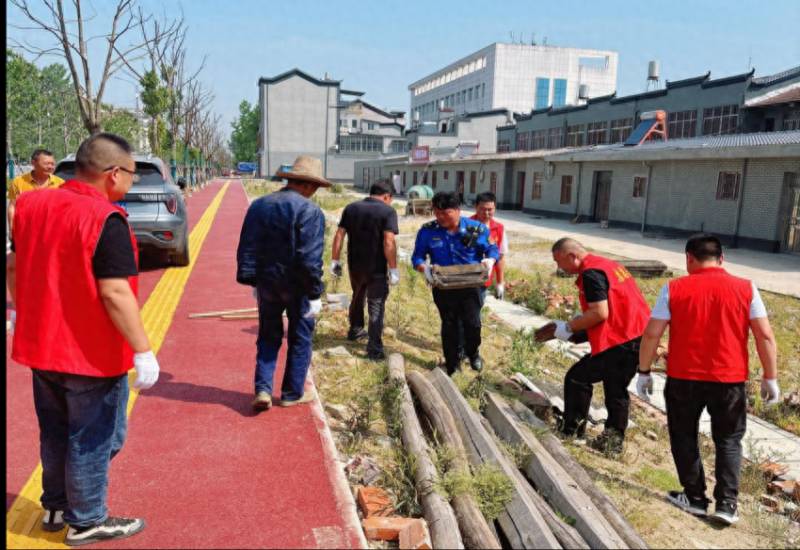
left=6, top=180, right=365, bottom=549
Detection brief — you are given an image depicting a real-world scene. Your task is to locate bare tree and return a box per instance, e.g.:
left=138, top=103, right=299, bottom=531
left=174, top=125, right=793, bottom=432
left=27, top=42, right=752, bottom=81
left=10, top=0, right=173, bottom=134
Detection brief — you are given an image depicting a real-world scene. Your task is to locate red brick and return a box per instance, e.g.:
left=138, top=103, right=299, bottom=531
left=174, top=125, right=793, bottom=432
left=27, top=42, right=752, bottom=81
left=356, top=486, right=394, bottom=518
left=399, top=518, right=431, bottom=550
left=361, top=517, right=415, bottom=541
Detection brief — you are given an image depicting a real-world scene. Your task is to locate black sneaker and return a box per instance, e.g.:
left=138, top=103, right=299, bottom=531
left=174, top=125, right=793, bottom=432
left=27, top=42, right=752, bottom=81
left=65, top=517, right=145, bottom=546
left=42, top=509, right=65, bottom=532
left=366, top=351, right=386, bottom=361
left=347, top=328, right=368, bottom=341
left=666, top=491, right=708, bottom=517
left=711, top=500, right=739, bottom=526
left=469, top=355, right=484, bottom=372
left=589, top=430, right=624, bottom=455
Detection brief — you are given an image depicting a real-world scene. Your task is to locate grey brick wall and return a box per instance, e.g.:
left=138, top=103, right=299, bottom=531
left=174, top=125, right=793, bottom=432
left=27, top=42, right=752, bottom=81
left=739, top=158, right=800, bottom=240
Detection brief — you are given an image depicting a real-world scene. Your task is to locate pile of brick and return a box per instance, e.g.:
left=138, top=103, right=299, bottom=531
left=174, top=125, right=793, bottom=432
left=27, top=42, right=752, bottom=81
left=356, top=486, right=431, bottom=550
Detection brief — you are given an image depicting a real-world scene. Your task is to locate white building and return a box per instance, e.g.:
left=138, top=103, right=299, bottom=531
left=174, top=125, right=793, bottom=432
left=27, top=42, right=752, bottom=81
left=408, top=42, right=618, bottom=122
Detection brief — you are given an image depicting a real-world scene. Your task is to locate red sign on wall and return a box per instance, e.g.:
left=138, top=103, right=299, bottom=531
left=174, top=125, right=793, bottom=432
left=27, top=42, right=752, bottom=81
left=409, top=145, right=430, bottom=163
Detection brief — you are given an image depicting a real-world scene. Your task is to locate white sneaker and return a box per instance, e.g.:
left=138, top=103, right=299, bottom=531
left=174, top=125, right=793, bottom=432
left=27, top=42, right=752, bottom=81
left=65, top=517, right=145, bottom=546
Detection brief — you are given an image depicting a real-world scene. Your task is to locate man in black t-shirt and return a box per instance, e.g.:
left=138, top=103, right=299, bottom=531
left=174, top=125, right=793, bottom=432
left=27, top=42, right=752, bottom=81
left=331, top=180, right=399, bottom=360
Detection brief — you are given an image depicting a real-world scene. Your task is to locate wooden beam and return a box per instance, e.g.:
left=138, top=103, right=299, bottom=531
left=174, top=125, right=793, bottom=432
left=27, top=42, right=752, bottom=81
left=485, top=392, right=628, bottom=549
left=428, top=368, right=560, bottom=549
left=386, top=355, right=463, bottom=550
left=509, top=401, right=649, bottom=549
left=188, top=307, right=257, bottom=318
left=406, top=371, right=501, bottom=550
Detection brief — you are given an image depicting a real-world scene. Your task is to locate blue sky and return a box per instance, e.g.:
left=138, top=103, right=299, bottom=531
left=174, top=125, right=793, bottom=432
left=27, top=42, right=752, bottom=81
left=7, top=0, right=800, bottom=137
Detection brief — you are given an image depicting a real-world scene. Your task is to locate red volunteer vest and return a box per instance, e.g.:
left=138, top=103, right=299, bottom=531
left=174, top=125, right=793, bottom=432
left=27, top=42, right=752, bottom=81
left=667, top=267, right=752, bottom=383
left=12, top=180, right=139, bottom=377
left=470, top=215, right=504, bottom=286
left=577, top=254, right=650, bottom=356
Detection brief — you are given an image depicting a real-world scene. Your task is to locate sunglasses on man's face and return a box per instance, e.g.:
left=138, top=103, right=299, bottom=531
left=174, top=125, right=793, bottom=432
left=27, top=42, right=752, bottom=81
left=104, top=165, right=140, bottom=183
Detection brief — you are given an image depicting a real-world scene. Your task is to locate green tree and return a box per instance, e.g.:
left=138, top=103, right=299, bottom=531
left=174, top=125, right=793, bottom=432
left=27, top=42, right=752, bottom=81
left=140, top=69, right=172, bottom=158
left=103, top=108, right=141, bottom=149
left=229, top=100, right=260, bottom=163
left=6, top=49, right=40, bottom=161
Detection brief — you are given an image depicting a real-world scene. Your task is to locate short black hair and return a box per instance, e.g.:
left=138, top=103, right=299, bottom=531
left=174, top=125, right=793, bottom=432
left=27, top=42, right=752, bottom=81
left=475, top=192, right=496, bottom=206
left=685, top=233, right=722, bottom=261
left=31, top=149, right=54, bottom=162
left=432, top=191, right=460, bottom=210
left=75, top=132, right=133, bottom=173
left=370, top=179, right=393, bottom=196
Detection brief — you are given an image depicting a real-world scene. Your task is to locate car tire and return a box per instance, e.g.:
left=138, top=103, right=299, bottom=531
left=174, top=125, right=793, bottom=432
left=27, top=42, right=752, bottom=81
left=171, top=235, right=190, bottom=267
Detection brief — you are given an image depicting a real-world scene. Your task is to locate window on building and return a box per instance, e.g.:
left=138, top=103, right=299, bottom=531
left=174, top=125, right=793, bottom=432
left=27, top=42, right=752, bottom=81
left=784, top=110, right=800, bottom=131
left=490, top=172, right=497, bottom=194
left=532, top=129, right=548, bottom=150
left=363, top=168, right=368, bottom=186
left=547, top=127, right=564, bottom=149
left=432, top=170, right=437, bottom=188
left=444, top=170, right=449, bottom=180
left=668, top=110, right=697, bottom=139
left=532, top=172, right=543, bottom=200
left=703, top=104, right=739, bottom=135
left=351, top=119, right=358, bottom=129
left=402, top=172, right=406, bottom=187
left=366, top=122, right=376, bottom=130
left=716, top=171, right=740, bottom=200
left=566, top=124, right=586, bottom=147
left=587, top=121, right=609, bottom=145
left=497, top=139, right=511, bottom=153
left=560, top=175, right=573, bottom=204
left=422, top=171, right=428, bottom=184
left=467, top=88, right=473, bottom=102
left=535, top=77, right=550, bottom=109
left=515, top=131, right=530, bottom=151
left=633, top=176, right=647, bottom=198
left=553, top=79, right=567, bottom=107
left=470, top=171, right=477, bottom=193
left=339, top=134, right=383, bottom=153
left=390, top=140, right=409, bottom=153
left=610, top=118, right=634, bottom=143
left=482, top=83, right=485, bottom=98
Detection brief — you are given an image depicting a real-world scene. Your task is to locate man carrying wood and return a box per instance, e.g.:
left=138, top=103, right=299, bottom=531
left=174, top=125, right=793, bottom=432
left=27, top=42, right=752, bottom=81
left=330, top=179, right=399, bottom=360
left=546, top=238, right=650, bottom=454
left=411, top=192, right=499, bottom=374
left=236, top=155, right=328, bottom=412
left=638, top=233, right=780, bottom=526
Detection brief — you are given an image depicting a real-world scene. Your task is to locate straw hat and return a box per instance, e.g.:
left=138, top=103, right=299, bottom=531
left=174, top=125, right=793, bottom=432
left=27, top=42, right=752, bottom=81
left=276, top=155, right=331, bottom=188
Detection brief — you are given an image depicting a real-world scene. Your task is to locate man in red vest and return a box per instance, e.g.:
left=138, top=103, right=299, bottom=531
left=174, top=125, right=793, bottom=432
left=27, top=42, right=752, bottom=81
left=470, top=192, right=508, bottom=303
left=638, top=234, right=779, bottom=526
left=9, top=133, right=159, bottom=546
left=549, top=238, right=650, bottom=454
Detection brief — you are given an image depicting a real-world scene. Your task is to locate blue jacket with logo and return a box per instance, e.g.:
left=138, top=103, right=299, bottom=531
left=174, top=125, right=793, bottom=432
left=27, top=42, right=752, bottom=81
left=236, top=188, right=325, bottom=299
left=411, top=217, right=500, bottom=268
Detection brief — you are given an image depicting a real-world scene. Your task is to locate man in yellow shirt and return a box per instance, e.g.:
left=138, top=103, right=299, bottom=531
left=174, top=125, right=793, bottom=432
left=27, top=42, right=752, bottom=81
left=7, top=149, right=64, bottom=333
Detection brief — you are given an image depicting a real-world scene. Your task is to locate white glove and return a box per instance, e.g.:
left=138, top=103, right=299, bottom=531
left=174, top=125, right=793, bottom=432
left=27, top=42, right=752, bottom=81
left=553, top=320, right=573, bottom=341
left=304, top=298, right=323, bottom=319
left=132, top=351, right=160, bottom=390
left=761, top=378, right=781, bottom=405
left=9, top=309, right=16, bottom=335
left=636, top=372, right=653, bottom=401
left=330, top=260, right=343, bottom=278
left=481, top=258, right=496, bottom=273
left=422, top=264, right=434, bottom=286
left=388, top=268, right=400, bottom=286
left=495, top=283, right=505, bottom=300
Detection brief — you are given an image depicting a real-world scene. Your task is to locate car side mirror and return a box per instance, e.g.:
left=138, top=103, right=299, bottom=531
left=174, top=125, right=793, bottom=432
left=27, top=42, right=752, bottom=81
left=177, top=177, right=187, bottom=190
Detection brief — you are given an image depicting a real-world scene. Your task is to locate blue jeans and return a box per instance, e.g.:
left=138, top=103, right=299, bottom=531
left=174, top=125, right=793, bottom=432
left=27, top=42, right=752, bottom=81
left=32, top=370, right=129, bottom=528
left=255, top=287, right=316, bottom=402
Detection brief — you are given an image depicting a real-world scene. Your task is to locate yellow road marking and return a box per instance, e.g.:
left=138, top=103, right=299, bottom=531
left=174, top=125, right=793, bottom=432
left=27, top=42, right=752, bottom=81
left=6, top=182, right=230, bottom=549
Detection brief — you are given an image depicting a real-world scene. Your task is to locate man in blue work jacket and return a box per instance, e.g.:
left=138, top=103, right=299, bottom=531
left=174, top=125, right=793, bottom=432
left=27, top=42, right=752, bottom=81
left=412, top=191, right=500, bottom=375
left=236, top=155, right=328, bottom=412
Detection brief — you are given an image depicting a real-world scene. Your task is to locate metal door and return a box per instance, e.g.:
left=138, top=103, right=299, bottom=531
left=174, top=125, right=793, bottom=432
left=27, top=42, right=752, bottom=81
left=593, top=171, right=613, bottom=222
left=516, top=171, right=526, bottom=210
left=782, top=173, right=800, bottom=253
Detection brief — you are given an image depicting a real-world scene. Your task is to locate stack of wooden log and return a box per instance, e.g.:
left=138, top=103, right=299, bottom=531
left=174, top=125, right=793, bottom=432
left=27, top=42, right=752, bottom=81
left=387, top=353, right=648, bottom=549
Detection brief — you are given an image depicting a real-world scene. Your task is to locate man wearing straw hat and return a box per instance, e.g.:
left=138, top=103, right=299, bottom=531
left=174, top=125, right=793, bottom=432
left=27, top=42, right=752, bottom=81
left=237, top=155, right=330, bottom=412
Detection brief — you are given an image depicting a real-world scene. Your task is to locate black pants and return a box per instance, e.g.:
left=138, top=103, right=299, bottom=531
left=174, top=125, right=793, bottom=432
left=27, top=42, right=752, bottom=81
left=432, top=287, right=482, bottom=374
left=665, top=377, right=747, bottom=505
left=561, top=338, right=640, bottom=438
left=348, top=271, right=389, bottom=356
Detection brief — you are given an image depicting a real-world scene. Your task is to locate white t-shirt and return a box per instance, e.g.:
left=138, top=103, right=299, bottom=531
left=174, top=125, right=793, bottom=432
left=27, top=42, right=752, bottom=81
left=650, top=280, right=767, bottom=320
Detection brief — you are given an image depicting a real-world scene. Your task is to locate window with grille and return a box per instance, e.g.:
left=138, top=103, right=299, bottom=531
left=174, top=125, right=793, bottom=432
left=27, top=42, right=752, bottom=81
left=490, top=172, right=497, bottom=194
left=784, top=110, right=800, bottom=131
left=444, top=170, right=449, bottom=180
left=532, top=130, right=548, bottom=150
left=497, top=139, right=511, bottom=153
left=516, top=132, right=531, bottom=151
left=339, top=134, right=383, bottom=153
left=548, top=127, right=564, bottom=149
left=470, top=171, right=477, bottom=193
left=716, top=172, right=740, bottom=200
left=531, top=172, right=543, bottom=200
left=668, top=110, right=697, bottom=139
left=702, top=105, right=739, bottom=135
left=587, top=121, right=608, bottom=145
left=633, top=176, right=647, bottom=198
left=566, top=124, right=586, bottom=147
left=610, top=118, right=633, bottom=143
left=560, top=175, right=573, bottom=204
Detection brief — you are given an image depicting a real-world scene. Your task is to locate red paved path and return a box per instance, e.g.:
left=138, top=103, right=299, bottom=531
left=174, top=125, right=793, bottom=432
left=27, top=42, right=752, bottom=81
left=6, top=180, right=364, bottom=548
